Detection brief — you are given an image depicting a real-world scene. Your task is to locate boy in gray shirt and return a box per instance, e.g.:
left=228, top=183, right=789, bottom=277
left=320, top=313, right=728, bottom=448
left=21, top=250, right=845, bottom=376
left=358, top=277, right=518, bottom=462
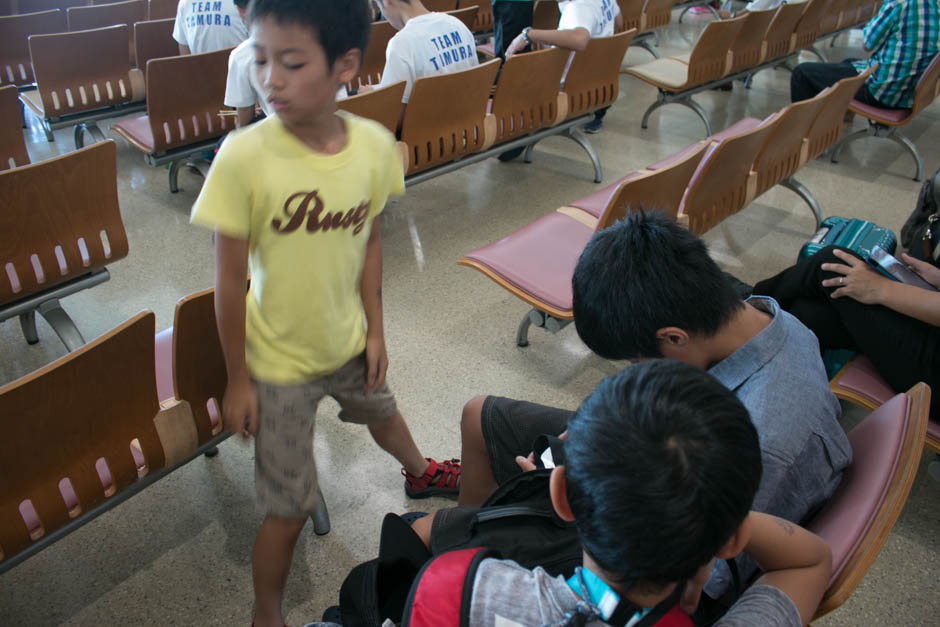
left=468, top=361, right=832, bottom=626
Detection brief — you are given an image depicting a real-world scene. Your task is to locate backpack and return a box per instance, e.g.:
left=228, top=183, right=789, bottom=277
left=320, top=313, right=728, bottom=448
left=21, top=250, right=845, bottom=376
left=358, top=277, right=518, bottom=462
left=401, top=546, right=693, bottom=627
left=901, top=165, right=940, bottom=261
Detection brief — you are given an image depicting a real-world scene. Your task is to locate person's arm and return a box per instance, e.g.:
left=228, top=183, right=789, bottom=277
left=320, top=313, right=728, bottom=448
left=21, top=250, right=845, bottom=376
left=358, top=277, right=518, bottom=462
left=360, top=219, right=388, bottom=391
left=614, top=11, right=623, bottom=32
left=178, top=44, right=191, bottom=55
left=214, top=233, right=258, bottom=438
left=861, top=0, right=899, bottom=53
left=821, top=249, right=940, bottom=326
left=235, top=106, right=255, bottom=128
left=744, top=513, right=832, bottom=625
left=505, top=27, right=591, bottom=58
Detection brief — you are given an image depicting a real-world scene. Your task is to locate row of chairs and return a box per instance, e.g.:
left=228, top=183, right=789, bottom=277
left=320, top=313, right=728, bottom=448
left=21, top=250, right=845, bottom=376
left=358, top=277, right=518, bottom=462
left=420, top=0, right=493, bottom=33
left=0, top=0, right=175, bottom=18
left=625, top=0, right=882, bottom=134
left=457, top=68, right=871, bottom=346
left=341, top=30, right=634, bottom=186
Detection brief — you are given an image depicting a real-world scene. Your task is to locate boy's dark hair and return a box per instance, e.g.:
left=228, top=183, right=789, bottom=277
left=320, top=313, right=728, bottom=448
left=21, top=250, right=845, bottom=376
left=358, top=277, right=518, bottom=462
left=571, top=211, right=744, bottom=360
left=564, top=360, right=761, bottom=591
left=247, top=0, right=371, bottom=68
left=234, top=0, right=249, bottom=9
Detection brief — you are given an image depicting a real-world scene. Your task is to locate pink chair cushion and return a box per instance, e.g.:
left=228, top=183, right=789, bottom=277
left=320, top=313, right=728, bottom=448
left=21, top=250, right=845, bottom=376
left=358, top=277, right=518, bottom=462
left=928, top=418, right=939, bottom=444
left=807, top=393, right=910, bottom=585
left=463, top=211, right=594, bottom=312
left=154, top=326, right=174, bottom=402
left=836, top=355, right=896, bottom=407
left=568, top=172, right=639, bottom=217
left=706, top=117, right=763, bottom=143
left=849, top=99, right=911, bottom=125
left=112, top=115, right=155, bottom=152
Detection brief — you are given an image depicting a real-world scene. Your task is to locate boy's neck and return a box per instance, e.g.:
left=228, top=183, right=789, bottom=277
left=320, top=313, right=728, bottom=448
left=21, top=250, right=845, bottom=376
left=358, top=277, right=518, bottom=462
left=282, top=108, right=347, bottom=155
left=700, top=301, right=772, bottom=368
left=581, top=552, right=676, bottom=610
left=401, top=2, right=430, bottom=24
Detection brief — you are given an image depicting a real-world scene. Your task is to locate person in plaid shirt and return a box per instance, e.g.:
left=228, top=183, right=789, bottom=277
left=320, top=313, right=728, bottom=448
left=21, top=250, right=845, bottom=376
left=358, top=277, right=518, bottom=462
left=790, top=0, right=940, bottom=108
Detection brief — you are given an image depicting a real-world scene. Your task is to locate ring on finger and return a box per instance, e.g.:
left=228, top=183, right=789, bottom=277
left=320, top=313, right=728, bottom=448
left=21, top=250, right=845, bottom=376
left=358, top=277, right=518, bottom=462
left=839, top=277, right=844, bottom=285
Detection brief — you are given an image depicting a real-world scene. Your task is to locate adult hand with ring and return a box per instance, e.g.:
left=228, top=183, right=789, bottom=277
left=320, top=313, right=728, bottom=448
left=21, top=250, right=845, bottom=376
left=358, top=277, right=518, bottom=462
left=820, top=249, right=891, bottom=305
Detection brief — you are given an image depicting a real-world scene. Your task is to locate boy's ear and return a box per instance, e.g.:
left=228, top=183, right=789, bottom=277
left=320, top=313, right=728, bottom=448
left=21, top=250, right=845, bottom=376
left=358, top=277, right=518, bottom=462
left=549, top=466, right=575, bottom=522
left=715, top=513, right=753, bottom=559
left=655, top=326, right=690, bottom=348
left=333, top=48, right=362, bottom=85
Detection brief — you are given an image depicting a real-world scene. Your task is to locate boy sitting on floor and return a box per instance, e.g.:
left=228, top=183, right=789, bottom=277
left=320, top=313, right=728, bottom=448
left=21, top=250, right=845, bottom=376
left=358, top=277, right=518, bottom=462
left=468, top=360, right=832, bottom=626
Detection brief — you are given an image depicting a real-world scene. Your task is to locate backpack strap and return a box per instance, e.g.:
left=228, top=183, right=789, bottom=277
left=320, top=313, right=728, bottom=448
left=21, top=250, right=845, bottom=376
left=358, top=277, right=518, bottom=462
left=401, top=547, right=496, bottom=627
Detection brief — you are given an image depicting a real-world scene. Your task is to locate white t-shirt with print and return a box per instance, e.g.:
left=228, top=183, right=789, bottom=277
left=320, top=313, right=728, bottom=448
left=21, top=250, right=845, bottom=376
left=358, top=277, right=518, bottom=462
left=557, top=0, right=621, bottom=37
left=378, top=12, right=479, bottom=103
left=173, top=0, right=248, bottom=54
left=224, top=39, right=274, bottom=116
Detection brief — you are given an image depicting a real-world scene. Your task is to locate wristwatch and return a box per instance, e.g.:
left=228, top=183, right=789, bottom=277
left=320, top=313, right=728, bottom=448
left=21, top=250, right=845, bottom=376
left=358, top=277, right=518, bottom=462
left=521, top=26, right=532, bottom=45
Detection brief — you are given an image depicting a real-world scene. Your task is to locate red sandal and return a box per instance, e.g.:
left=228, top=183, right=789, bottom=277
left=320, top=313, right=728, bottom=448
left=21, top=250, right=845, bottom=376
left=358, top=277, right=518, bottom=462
left=403, top=458, right=460, bottom=499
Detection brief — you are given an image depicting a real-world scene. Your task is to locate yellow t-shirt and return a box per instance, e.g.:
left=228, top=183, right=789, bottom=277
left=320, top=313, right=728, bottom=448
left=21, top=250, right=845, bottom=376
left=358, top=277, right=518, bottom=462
left=190, top=113, right=405, bottom=385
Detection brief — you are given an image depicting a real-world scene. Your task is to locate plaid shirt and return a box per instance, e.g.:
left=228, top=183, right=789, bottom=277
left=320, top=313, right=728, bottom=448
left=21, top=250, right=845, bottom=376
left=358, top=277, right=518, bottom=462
left=852, top=0, right=940, bottom=108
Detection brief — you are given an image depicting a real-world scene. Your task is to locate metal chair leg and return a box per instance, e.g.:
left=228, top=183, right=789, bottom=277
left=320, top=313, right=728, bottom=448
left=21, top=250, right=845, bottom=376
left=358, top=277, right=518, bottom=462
left=883, top=128, right=924, bottom=181
left=42, top=120, right=54, bottom=142
left=168, top=159, right=183, bottom=193
left=829, top=126, right=873, bottom=163
left=807, top=45, right=826, bottom=62
left=561, top=126, right=602, bottom=183
left=780, top=176, right=823, bottom=230
left=19, top=310, right=39, bottom=345
left=517, top=311, right=534, bottom=347
left=641, top=94, right=669, bottom=129
left=631, top=39, right=660, bottom=59
left=311, top=485, right=330, bottom=536
left=74, top=122, right=106, bottom=149
left=523, top=141, right=537, bottom=164
left=681, top=97, right=713, bottom=136
left=37, top=299, right=85, bottom=351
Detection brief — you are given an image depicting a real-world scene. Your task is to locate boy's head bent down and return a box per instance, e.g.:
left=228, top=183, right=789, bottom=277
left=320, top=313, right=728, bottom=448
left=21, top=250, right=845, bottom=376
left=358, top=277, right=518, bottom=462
left=247, top=0, right=370, bottom=126
left=572, top=211, right=744, bottom=362
left=553, top=360, right=762, bottom=594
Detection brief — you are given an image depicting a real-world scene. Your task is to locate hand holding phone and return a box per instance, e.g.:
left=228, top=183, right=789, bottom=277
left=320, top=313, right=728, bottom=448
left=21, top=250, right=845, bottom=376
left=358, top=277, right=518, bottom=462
left=869, top=246, right=938, bottom=292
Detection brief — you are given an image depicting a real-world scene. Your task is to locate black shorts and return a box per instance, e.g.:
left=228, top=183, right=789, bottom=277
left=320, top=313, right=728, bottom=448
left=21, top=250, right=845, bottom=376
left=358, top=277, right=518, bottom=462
left=480, top=395, right=573, bottom=486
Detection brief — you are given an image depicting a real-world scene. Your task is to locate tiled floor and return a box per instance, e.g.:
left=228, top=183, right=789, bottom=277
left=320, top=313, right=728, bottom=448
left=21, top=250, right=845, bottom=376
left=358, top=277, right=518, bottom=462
left=1, top=15, right=938, bottom=626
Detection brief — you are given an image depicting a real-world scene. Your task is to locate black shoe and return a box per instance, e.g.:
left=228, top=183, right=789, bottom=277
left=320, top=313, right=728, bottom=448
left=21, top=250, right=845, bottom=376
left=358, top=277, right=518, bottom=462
left=498, top=146, right=525, bottom=161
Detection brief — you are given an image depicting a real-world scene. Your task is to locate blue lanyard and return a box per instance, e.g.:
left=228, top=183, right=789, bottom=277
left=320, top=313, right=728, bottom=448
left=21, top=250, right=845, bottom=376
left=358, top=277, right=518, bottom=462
left=566, top=567, right=651, bottom=625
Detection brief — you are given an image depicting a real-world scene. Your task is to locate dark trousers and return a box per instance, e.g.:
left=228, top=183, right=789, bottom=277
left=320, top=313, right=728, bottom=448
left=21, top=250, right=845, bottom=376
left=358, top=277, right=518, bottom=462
left=753, top=246, right=940, bottom=415
left=790, top=60, right=890, bottom=108
left=493, top=1, right=534, bottom=58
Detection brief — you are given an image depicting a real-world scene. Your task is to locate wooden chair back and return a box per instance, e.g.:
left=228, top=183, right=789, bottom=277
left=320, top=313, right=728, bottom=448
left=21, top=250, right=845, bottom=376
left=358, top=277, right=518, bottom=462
left=0, top=312, right=168, bottom=566
left=752, top=90, right=829, bottom=197
left=398, top=58, right=500, bottom=175
left=355, top=20, right=396, bottom=89
left=761, top=1, right=806, bottom=61
left=805, top=65, right=874, bottom=160
left=640, top=0, right=674, bottom=32
left=533, top=0, right=560, bottom=30
left=855, top=0, right=876, bottom=24
left=0, top=85, right=29, bottom=170
left=67, top=0, right=147, bottom=65
left=835, top=0, right=858, bottom=31
left=0, top=9, right=66, bottom=87
left=0, top=141, right=128, bottom=307
left=490, top=46, right=569, bottom=143
left=423, top=0, right=458, bottom=11
left=596, top=143, right=708, bottom=230
left=28, top=25, right=137, bottom=117
left=148, top=0, right=176, bottom=19
left=134, top=17, right=176, bottom=72
left=563, top=30, right=634, bottom=119
left=461, top=0, right=493, bottom=32
left=0, top=0, right=14, bottom=16
left=617, top=0, right=645, bottom=32
left=446, top=6, right=478, bottom=31
left=810, top=383, right=929, bottom=618
left=338, top=81, right=406, bottom=135
left=144, top=46, right=233, bottom=153
left=686, top=16, right=745, bottom=86
left=728, top=8, right=776, bottom=74
left=910, top=51, right=940, bottom=117
left=24, top=0, right=87, bottom=12
left=792, top=0, right=828, bottom=50
left=171, top=288, right=227, bottom=446
left=678, top=116, right=779, bottom=235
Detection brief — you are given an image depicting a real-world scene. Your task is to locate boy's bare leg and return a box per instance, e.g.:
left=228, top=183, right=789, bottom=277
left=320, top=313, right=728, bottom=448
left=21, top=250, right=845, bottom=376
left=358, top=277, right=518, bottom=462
left=458, top=395, right=498, bottom=506
left=252, top=514, right=307, bottom=627
left=410, top=511, right=435, bottom=549
left=368, top=410, right=429, bottom=477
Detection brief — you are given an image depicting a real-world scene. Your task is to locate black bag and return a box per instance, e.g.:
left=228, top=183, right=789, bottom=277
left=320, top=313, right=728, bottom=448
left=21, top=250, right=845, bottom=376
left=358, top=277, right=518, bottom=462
left=901, top=166, right=940, bottom=261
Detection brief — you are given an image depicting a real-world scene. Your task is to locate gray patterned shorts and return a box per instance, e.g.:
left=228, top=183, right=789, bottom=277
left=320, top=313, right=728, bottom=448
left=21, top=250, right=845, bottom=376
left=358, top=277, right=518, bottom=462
left=253, top=351, right=397, bottom=518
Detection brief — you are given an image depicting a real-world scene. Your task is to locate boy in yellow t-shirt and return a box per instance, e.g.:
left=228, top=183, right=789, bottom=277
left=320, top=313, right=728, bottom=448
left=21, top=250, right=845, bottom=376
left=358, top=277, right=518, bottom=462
left=190, top=1, right=459, bottom=625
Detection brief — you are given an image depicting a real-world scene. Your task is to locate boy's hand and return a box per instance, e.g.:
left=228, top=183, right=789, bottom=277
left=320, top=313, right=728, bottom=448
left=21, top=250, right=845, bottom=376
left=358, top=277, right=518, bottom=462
left=364, top=332, right=389, bottom=391
left=222, top=374, right=259, bottom=440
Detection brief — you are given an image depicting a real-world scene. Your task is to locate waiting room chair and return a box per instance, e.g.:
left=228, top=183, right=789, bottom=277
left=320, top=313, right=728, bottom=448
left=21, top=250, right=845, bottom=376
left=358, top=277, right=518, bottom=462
left=727, top=8, right=776, bottom=75
left=533, top=0, right=560, bottom=30
left=830, top=52, right=940, bottom=181
left=761, top=1, right=807, bottom=62
left=111, top=46, right=233, bottom=193
left=808, top=383, right=930, bottom=617
left=148, top=0, right=176, bottom=19
left=0, top=311, right=203, bottom=574
left=422, top=0, right=458, bottom=11
left=353, top=20, right=396, bottom=91
left=66, top=0, right=148, bottom=66
left=804, top=66, right=874, bottom=162
left=790, top=0, right=828, bottom=61
left=489, top=46, right=569, bottom=146
left=462, top=0, right=493, bottom=33
left=0, top=140, right=129, bottom=351
left=0, top=8, right=66, bottom=88
left=447, top=5, right=478, bottom=31
left=0, top=84, right=29, bottom=169
left=134, top=17, right=177, bottom=74
left=21, top=24, right=145, bottom=144
left=337, top=80, right=406, bottom=135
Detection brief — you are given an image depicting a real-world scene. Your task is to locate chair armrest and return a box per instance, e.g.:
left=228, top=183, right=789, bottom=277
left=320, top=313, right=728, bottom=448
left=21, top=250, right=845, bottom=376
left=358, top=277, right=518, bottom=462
left=480, top=113, right=498, bottom=152
left=396, top=140, right=410, bottom=175
left=553, top=92, right=569, bottom=125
